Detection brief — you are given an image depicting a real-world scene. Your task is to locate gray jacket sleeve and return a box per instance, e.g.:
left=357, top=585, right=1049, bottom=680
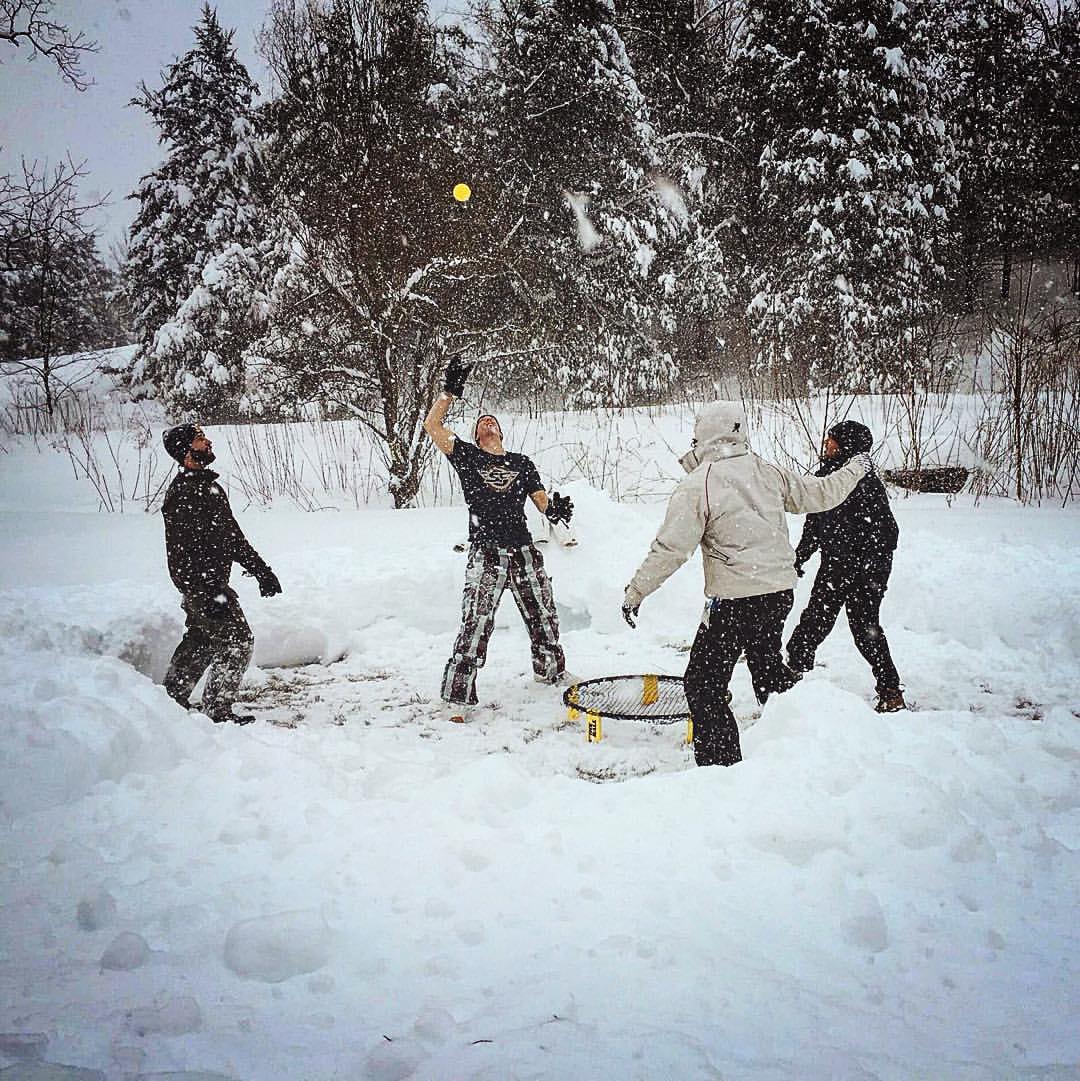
left=625, top=476, right=706, bottom=608
left=778, top=457, right=865, bottom=515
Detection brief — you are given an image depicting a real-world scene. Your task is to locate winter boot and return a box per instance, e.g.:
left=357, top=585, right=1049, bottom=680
left=535, top=670, right=580, bottom=688
left=209, top=706, right=256, bottom=726
left=440, top=702, right=471, bottom=724
left=756, top=665, right=803, bottom=706
left=875, top=689, right=906, bottom=713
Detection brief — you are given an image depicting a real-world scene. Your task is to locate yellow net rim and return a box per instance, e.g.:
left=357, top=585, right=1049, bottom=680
left=563, top=675, right=689, bottom=723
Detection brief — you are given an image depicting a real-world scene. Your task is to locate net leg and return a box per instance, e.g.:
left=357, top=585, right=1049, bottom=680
left=643, top=674, right=659, bottom=705
left=685, top=716, right=693, bottom=746
left=586, top=710, right=603, bottom=743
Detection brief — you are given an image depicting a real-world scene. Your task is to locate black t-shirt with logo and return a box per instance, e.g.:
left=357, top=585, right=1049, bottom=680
left=449, top=437, right=543, bottom=548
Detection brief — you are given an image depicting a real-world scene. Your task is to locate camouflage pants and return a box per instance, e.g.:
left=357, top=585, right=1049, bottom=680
left=164, top=587, right=254, bottom=718
left=442, top=544, right=564, bottom=706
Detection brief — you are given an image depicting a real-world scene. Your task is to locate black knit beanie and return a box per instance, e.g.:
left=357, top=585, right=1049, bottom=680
left=163, top=424, right=199, bottom=464
left=827, top=420, right=873, bottom=456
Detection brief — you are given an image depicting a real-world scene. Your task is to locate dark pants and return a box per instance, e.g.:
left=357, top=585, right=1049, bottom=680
left=164, top=587, right=254, bottom=718
left=684, top=590, right=797, bottom=768
left=786, top=553, right=900, bottom=692
left=442, top=543, right=565, bottom=706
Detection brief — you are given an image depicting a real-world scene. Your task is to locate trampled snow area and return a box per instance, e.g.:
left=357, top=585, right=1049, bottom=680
left=1, top=405, right=1079, bottom=1080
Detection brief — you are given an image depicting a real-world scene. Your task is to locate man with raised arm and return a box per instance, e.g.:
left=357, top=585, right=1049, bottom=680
left=622, top=402, right=871, bottom=768
left=424, top=358, right=574, bottom=722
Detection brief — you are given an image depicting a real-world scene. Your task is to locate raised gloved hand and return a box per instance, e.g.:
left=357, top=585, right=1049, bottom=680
left=257, top=569, right=282, bottom=598
left=794, top=562, right=805, bottom=578
left=622, top=603, right=640, bottom=629
left=545, top=491, right=574, bottom=526
left=442, top=356, right=474, bottom=398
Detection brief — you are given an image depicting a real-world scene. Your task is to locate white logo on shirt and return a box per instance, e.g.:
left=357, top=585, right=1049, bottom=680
left=478, top=464, right=520, bottom=493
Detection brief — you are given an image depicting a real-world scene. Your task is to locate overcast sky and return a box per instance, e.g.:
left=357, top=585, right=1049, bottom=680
left=1, top=1, right=461, bottom=248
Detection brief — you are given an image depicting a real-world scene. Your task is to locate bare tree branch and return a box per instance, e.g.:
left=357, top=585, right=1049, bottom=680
left=0, top=0, right=99, bottom=91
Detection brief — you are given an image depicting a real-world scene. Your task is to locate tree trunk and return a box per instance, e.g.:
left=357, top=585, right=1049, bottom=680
left=961, top=214, right=979, bottom=315
left=1000, top=241, right=1012, bottom=301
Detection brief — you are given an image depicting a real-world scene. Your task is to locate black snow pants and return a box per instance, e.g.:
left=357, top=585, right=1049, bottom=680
left=683, top=589, right=798, bottom=768
left=164, top=587, right=254, bottom=719
left=786, top=553, right=900, bottom=692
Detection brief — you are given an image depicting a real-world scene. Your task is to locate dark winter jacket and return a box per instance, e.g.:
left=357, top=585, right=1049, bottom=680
left=794, top=423, right=898, bottom=571
left=162, top=468, right=270, bottom=596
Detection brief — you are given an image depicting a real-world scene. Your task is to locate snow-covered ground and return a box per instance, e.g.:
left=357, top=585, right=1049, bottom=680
left=1, top=404, right=1078, bottom=1080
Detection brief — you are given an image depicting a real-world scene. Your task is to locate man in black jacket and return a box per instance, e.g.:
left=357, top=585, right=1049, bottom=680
left=785, top=421, right=905, bottom=713
left=161, top=425, right=282, bottom=725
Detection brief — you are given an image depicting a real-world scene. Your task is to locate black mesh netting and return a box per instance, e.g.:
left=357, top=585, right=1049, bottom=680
left=562, top=675, right=689, bottom=723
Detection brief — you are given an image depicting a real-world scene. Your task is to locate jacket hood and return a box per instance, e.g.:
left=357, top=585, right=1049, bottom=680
left=679, top=401, right=749, bottom=472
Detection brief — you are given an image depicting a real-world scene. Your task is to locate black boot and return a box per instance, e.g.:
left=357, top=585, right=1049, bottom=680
left=209, top=706, right=256, bottom=726
left=875, top=689, right=906, bottom=713
left=756, top=665, right=803, bottom=706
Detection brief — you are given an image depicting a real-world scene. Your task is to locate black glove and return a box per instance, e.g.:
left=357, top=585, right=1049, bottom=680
left=794, top=562, right=805, bottom=578
left=622, top=603, right=640, bottom=628
left=257, top=569, right=282, bottom=597
left=443, top=356, right=474, bottom=398
left=545, top=491, right=574, bottom=526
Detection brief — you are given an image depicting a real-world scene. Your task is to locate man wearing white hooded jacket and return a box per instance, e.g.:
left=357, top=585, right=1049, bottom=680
left=623, top=402, right=871, bottom=768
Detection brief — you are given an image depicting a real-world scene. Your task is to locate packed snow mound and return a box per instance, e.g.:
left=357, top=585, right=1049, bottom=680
left=0, top=455, right=1077, bottom=1079
left=223, top=910, right=333, bottom=983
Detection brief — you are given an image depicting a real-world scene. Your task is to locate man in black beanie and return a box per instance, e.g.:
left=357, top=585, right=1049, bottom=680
left=786, top=421, right=905, bottom=712
left=160, top=424, right=282, bottom=725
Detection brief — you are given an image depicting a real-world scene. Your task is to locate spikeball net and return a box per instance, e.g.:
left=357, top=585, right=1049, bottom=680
left=562, top=675, right=693, bottom=744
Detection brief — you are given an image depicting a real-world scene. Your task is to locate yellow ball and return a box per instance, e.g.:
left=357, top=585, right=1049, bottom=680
left=453, top=182, right=472, bottom=203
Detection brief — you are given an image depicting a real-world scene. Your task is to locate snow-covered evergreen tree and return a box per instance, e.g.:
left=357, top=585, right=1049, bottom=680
left=470, top=0, right=703, bottom=404
left=256, top=0, right=472, bottom=506
left=613, top=0, right=733, bottom=388
left=126, top=5, right=271, bottom=419
left=725, top=0, right=957, bottom=390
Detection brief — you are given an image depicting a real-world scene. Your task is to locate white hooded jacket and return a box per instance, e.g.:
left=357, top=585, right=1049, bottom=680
left=625, top=402, right=868, bottom=605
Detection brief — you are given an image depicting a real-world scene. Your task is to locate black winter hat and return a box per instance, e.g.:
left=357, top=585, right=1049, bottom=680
left=828, top=420, right=874, bottom=455
left=163, top=424, right=199, bottom=464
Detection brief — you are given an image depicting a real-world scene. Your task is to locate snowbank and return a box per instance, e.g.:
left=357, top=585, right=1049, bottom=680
left=1, top=431, right=1078, bottom=1079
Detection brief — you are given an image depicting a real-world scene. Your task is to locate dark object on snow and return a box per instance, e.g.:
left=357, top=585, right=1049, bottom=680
left=163, top=424, right=199, bottom=463
left=882, top=466, right=969, bottom=494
